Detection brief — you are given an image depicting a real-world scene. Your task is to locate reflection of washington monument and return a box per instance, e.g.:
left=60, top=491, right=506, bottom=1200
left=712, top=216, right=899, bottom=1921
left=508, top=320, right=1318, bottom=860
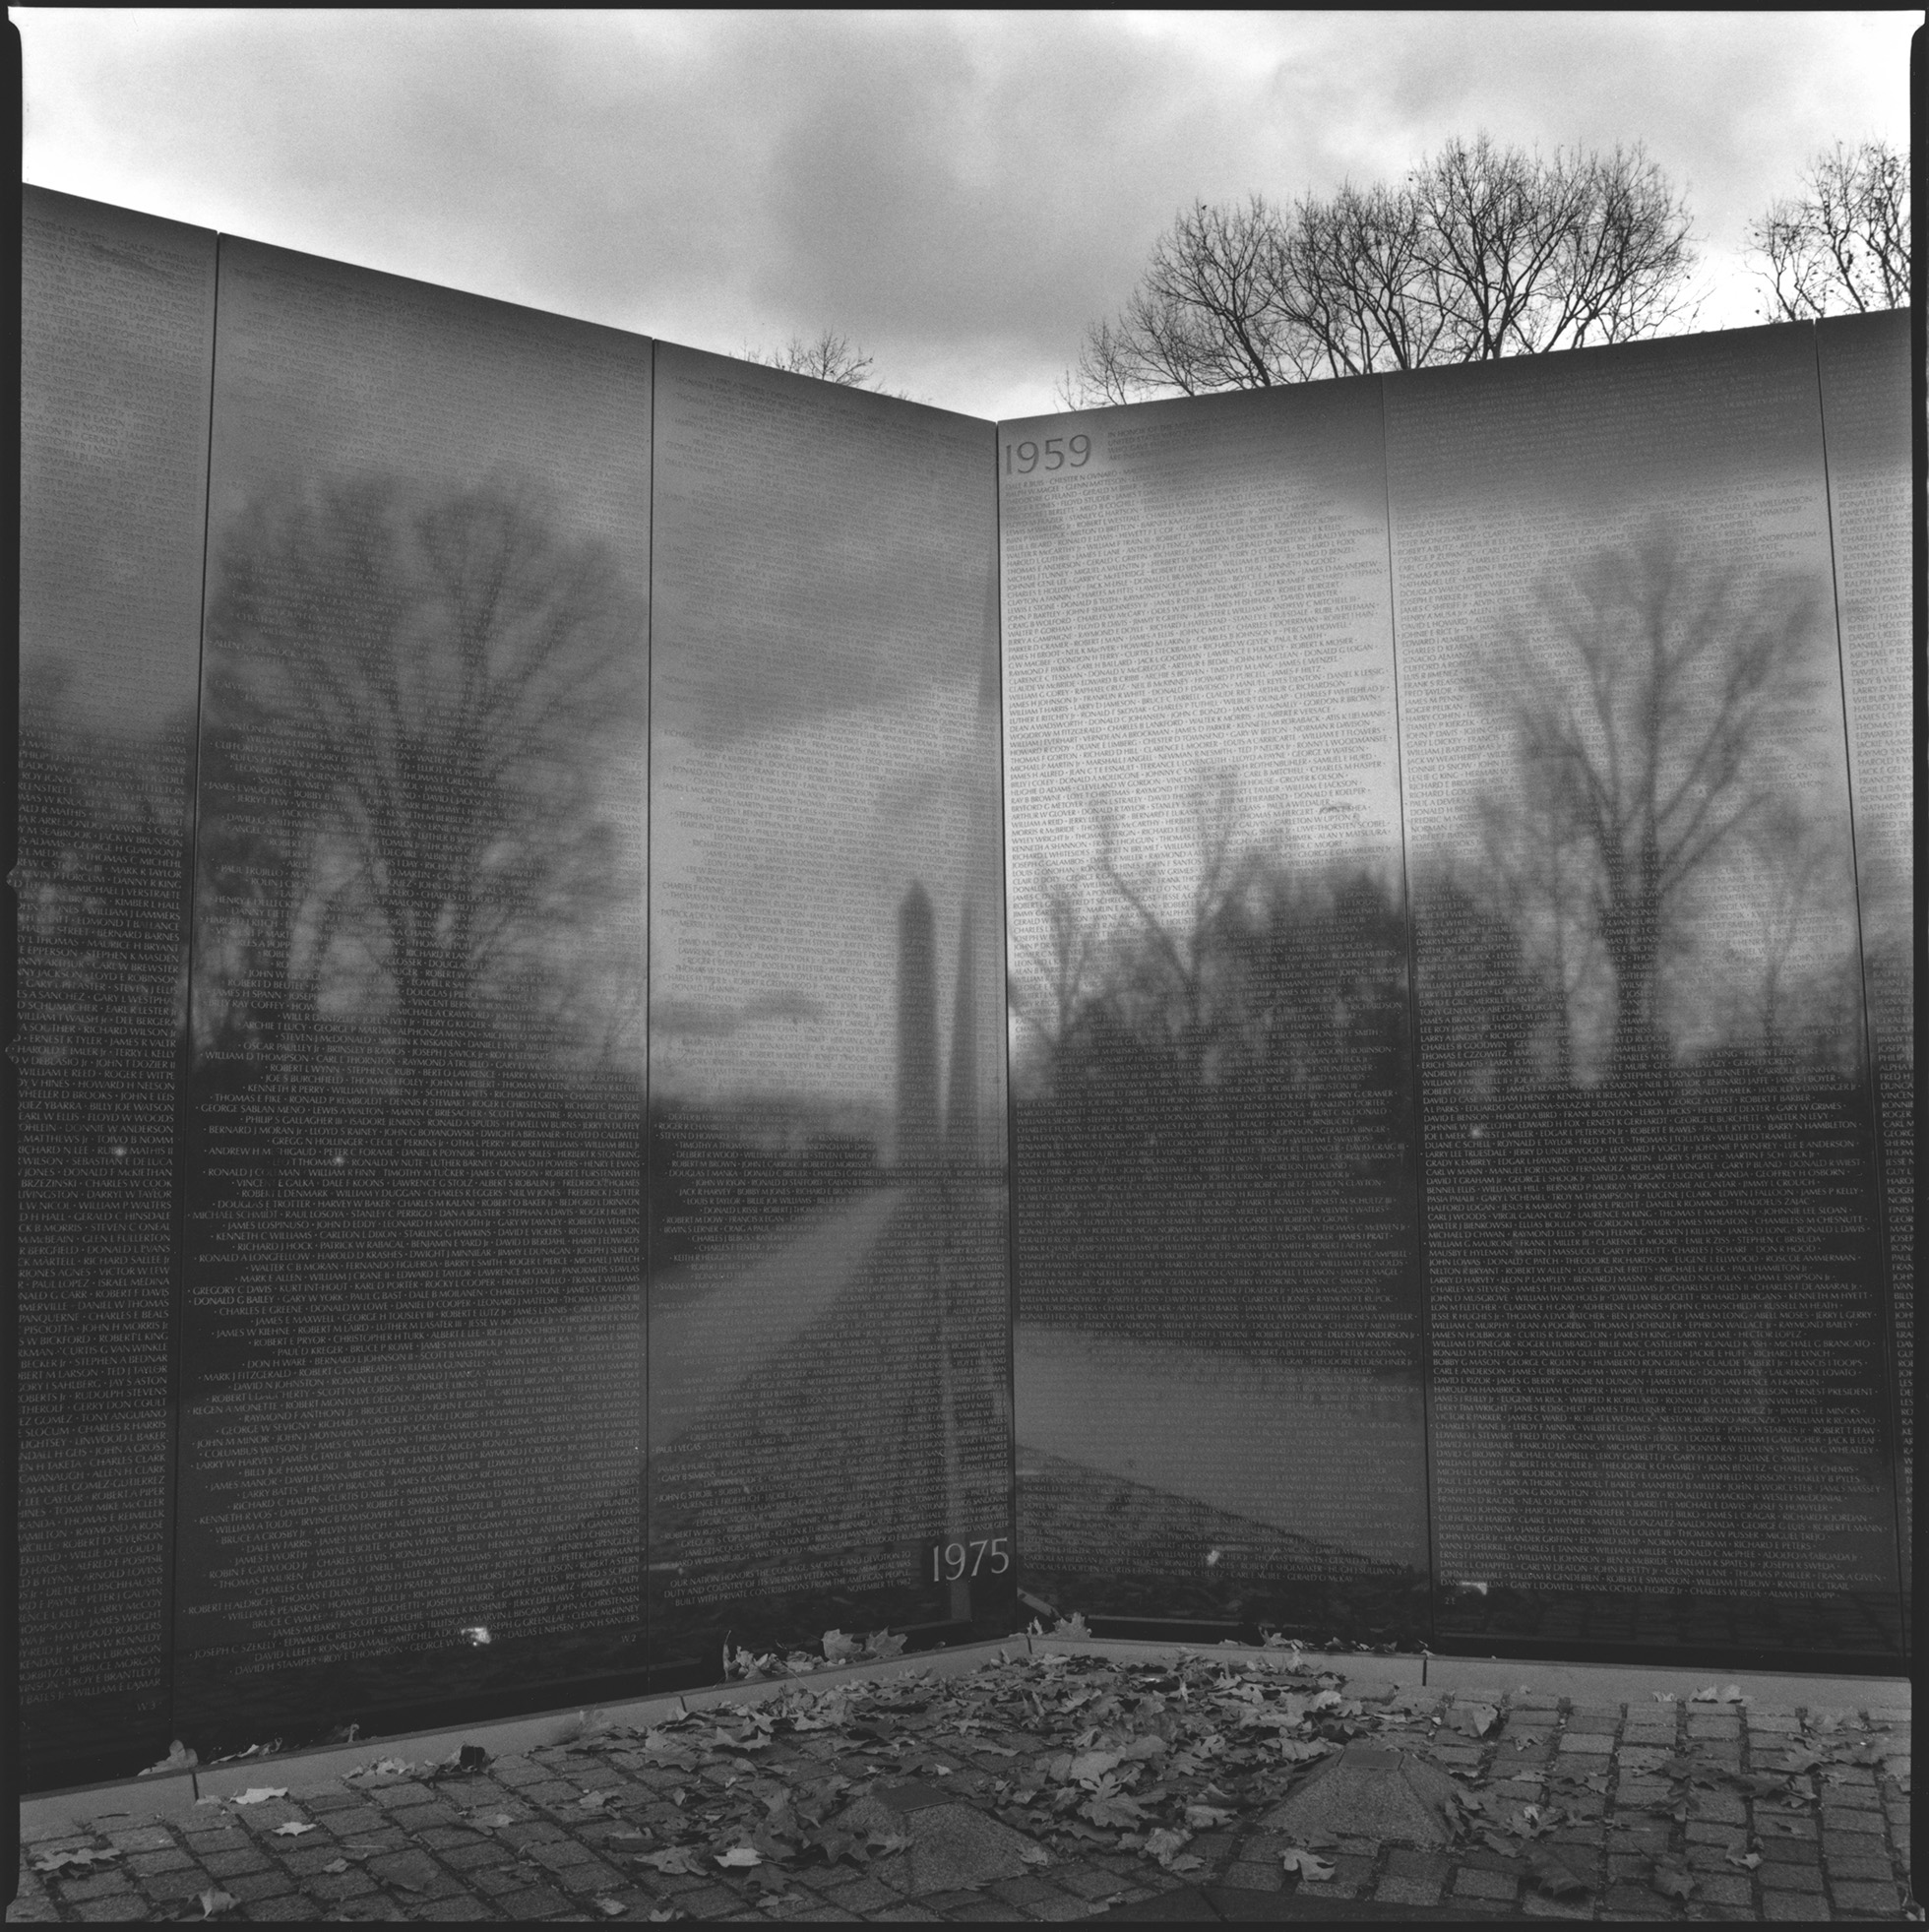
left=895, top=882, right=979, bottom=1174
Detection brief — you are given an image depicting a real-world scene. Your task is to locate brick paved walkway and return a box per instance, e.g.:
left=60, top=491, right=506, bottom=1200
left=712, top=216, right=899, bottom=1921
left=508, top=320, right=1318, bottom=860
left=10, top=1649, right=1914, bottom=1921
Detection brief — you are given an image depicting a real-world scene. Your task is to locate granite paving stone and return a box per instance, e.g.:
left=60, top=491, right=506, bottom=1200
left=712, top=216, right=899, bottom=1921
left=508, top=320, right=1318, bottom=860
left=12, top=1656, right=1917, bottom=1924
left=1834, top=1878, right=1905, bottom=1913
left=136, top=1868, right=216, bottom=1903
left=46, top=1873, right=135, bottom=1903
left=126, top=1845, right=198, bottom=1875
left=1695, top=1871, right=1753, bottom=1905
left=1826, top=1802, right=1889, bottom=1835
left=1763, top=1893, right=1831, bottom=1919
left=491, top=1881, right=575, bottom=1915
left=1602, top=1881, right=1672, bottom=1915
left=199, top=1846, right=271, bottom=1877
left=1372, top=1873, right=1442, bottom=1904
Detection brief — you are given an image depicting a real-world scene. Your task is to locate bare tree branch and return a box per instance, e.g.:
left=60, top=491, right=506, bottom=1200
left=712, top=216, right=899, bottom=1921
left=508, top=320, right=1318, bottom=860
left=1750, top=139, right=1909, bottom=319
left=1067, top=135, right=1697, bottom=405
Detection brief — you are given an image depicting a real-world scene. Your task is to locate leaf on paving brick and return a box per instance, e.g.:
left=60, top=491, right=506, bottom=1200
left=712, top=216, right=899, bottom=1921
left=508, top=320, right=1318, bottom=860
left=229, top=1786, right=289, bottom=1805
left=1020, top=1845, right=1052, bottom=1866
left=1168, top=1853, right=1205, bottom=1873
left=638, top=1846, right=707, bottom=1876
left=1083, top=1790, right=1146, bottom=1830
left=868, top=1831, right=913, bottom=1856
left=593, top=1901, right=627, bottom=1918
left=1652, top=1857, right=1696, bottom=1901
left=647, top=1911, right=677, bottom=1924
left=867, top=1629, right=908, bottom=1660
left=1184, top=1804, right=1235, bottom=1829
left=271, top=1821, right=316, bottom=1837
left=1069, top=1750, right=1122, bottom=1785
left=31, top=1847, right=122, bottom=1873
left=141, top=1739, right=199, bottom=1776
left=1282, top=1847, right=1337, bottom=1880
left=1450, top=1702, right=1500, bottom=1737
left=1278, top=1738, right=1331, bottom=1762
left=1727, top=1851, right=1763, bottom=1870
left=1528, top=1847, right=1591, bottom=1900
left=321, top=1859, right=350, bottom=1876
left=821, top=1628, right=859, bottom=1663
left=1691, top=1684, right=1744, bottom=1705
left=579, top=1789, right=613, bottom=1809
left=197, top=1889, right=239, bottom=1920
left=1142, top=1828, right=1191, bottom=1868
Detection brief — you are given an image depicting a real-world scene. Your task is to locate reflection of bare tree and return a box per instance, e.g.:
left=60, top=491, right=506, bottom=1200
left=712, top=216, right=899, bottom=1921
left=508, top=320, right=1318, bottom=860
left=1480, top=522, right=1829, bottom=1080
left=1090, top=769, right=1257, bottom=1085
left=197, top=475, right=643, bottom=1082
left=1010, top=863, right=1100, bottom=1083
left=1717, top=800, right=1858, bottom=1059
left=1012, top=765, right=1414, bottom=1359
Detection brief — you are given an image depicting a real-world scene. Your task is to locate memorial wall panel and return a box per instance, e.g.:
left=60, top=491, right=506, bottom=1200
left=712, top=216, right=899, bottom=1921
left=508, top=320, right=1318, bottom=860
left=1817, top=311, right=1913, bottom=1641
left=1385, top=327, right=1903, bottom=1656
left=18, top=188, right=215, bottom=1783
left=648, top=347, right=1010, bottom=1672
left=173, top=240, right=651, bottom=1750
left=999, top=384, right=1428, bottom=1642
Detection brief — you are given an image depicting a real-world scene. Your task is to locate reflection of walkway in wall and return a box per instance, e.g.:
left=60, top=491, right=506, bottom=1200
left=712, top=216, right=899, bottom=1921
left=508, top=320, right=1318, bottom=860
left=1015, top=1326, right=1427, bottom=1570
left=650, top=1177, right=1011, bottom=1605
left=647, top=1185, right=904, bottom=1450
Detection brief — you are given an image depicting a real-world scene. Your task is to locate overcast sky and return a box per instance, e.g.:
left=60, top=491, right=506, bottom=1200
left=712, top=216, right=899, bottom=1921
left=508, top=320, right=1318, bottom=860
left=17, top=9, right=1914, bottom=420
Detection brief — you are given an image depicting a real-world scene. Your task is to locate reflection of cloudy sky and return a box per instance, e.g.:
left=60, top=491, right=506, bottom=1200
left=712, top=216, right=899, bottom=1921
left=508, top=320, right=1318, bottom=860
left=649, top=347, right=1001, bottom=1117
left=1001, top=379, right=1404, bottom=997
left=651, top=685, right=991, bottom=1109
left=21, top=194, right=214, bottom=739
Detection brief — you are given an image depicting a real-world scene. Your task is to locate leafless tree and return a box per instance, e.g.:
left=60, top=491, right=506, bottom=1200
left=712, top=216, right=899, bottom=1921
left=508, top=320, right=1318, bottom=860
left=1750, top=139, right=1910, bottom=320
left=1483, top=523, right=1827, bottom=1081
left=757, top=329, right=879, bottom=386
left=1065, top=135, right=1697, bottom=405
left=1065, top=198, right=1309, bottom=402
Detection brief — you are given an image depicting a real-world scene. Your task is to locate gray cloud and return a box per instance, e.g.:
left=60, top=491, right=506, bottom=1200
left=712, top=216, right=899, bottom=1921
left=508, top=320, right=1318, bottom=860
left=21, top=11, right=1911, bottom=418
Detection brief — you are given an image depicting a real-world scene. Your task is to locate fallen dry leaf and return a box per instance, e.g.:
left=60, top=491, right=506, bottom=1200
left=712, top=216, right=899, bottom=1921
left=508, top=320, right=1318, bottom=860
left=270, top=1821, right=315, bottom=1838
left=229, top=1786, right=289, bottom=1805
left=1528, top=1847, right=1591, bottom=1900
left=638, top=1847, right=706, bottom=1876
left=1282, top=1847, right=1337, bottom=1881
left=1652, top=1857, right=1696, bottom=1901
left=31, top=1848, right=120, bottom=1874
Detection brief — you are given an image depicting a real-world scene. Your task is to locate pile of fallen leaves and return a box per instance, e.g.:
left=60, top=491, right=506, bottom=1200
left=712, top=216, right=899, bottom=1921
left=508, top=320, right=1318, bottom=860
left=538, top=1637, right=1369, bottom=1893
left=50, top=1651, right=1909, bottom=1921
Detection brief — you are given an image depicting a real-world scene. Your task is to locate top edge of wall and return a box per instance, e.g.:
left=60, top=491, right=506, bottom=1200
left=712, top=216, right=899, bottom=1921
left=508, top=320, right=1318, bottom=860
left=31, top=184, right=1905, bottom=441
